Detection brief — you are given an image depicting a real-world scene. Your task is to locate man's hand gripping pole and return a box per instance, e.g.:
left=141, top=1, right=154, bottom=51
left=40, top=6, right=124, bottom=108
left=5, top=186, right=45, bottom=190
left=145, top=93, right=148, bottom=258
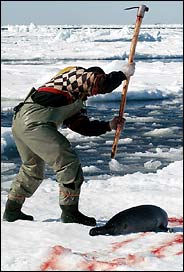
left=111, top=5, right=149, bottom=159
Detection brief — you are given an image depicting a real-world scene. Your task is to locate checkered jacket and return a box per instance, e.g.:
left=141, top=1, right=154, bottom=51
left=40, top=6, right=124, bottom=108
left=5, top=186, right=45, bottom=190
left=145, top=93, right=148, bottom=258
left=38, top=66, right=97, bottom=101
left=30, top=66, right=126, bottom=135
left=32, top=66, right=126, bottom=108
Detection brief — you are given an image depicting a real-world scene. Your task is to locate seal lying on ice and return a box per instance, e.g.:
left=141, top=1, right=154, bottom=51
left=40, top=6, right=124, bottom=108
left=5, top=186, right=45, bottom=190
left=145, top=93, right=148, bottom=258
left=89, top=204, right=170, bottom=236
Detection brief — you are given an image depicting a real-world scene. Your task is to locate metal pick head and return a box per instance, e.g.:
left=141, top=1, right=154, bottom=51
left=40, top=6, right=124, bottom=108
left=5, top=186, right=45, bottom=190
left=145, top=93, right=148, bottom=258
left=124, top=5, right=149, bottom=18
left=124, top=6, right=139, bottom=10
left=137, top=5, right=149, bottom=17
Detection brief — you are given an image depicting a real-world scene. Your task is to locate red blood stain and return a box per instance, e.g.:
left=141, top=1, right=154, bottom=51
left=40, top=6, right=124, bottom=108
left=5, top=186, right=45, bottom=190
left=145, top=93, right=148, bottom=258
left=40, top=245, right=71, bottom=271
left=168, top=217, right=183, bottom=225
left=175, top=250, right=183, bottom=256
left=40, top=232, right=183, bottom=271
left=111, top=232, right=148, bottom=252
left=111, top=237, right=137, bottom=252
left=151, top=234, right=183, bottom=258
left=79, top=254, right=145, bottom=271
left=40, top=245, right=145, bottom=271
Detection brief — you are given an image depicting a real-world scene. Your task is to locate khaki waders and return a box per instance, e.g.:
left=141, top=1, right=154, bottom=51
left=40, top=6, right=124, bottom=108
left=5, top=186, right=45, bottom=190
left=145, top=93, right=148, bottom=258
left=9, top=95, right=84, bottom=206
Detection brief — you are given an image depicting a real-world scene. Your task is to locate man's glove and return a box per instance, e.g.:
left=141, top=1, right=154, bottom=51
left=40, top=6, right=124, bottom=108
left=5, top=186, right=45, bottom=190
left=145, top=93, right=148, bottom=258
left=122, top=62, right=135, bottom=78
left=109, top=116, right=126, bottom=130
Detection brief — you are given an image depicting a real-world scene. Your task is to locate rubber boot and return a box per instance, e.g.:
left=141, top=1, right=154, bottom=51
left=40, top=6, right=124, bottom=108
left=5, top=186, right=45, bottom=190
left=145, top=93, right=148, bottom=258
left=60, top=205, right=96, bottom=226
left=3, top=199, right=34, bottom=222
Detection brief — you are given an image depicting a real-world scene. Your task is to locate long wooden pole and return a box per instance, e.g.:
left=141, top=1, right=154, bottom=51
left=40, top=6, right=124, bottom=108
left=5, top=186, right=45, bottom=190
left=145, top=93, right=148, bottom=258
left=111, top=5, right=149, bottom=159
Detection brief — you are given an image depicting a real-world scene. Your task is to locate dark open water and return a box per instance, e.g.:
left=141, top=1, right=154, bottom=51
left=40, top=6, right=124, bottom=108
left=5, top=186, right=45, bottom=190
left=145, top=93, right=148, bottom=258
left=1, top=96, right=183, bottom=182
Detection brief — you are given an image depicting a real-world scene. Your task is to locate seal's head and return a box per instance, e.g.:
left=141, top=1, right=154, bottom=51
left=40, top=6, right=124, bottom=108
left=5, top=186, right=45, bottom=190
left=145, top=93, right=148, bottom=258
left=89, top=227, right=99, bottom=236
